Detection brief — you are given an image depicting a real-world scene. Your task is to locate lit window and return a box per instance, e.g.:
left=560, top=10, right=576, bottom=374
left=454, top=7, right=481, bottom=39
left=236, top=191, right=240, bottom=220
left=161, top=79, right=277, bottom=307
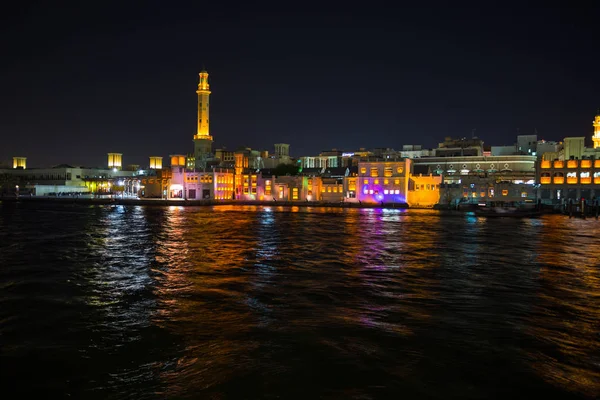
left=384, top=189, right=389, bottom=194
left=333, top=187, right=337, bottom=193
left=308, top=179, right=313, bottom=186
left=251, top=187, right=257, bottom=194
left=363, top=179, right=368, bottom=184
left=243, top=187, right=249, bottom=194
left=394, top=179, right=400, bottom=185
left=370, top=167, right=378, bottom=177
left=384, top=179, right=389, bottom=185
left=338, top=185, right=343, bottom=192
left=363, top=188, right=368, bottom=194
left=395, top=190, right=399, bottom=194
left=521, top=191, right=527, bottom=198
left=384, top=167, right=393, bottom=177
left=292, top=188, right=298, bottom=199
left=374, top=179, right=379, bottom=185
left=397, top=166, right=404, bottom=174
left=502, top=190, right=508, bottom=196
left=327, top=187, right=332, bottom=193
left=321, top=187, right=326, bottom=193
left=360, top=167, right=366, bottom=174
left=369, top=190, right=374, bottom=194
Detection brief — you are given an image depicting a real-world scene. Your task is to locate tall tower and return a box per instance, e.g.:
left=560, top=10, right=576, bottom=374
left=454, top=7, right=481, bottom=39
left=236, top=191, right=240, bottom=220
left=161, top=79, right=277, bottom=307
left=193, top=70, right=214, bottom=169
left=593, top=108, right=600, bottom=149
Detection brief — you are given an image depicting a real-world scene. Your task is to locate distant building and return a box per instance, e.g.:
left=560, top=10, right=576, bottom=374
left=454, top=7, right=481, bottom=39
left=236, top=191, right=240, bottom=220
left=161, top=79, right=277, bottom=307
left=434, top=137, right=484, bottom=157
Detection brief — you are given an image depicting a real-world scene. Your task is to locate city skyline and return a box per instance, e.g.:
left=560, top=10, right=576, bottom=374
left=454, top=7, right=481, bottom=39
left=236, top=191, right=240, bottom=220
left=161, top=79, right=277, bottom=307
left=2, top=3, right=599, bottom=167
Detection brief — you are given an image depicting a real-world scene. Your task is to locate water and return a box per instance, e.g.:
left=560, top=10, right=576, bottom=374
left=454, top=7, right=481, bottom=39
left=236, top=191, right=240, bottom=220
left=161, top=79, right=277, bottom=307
left=1, top=202, right=599, bottom=399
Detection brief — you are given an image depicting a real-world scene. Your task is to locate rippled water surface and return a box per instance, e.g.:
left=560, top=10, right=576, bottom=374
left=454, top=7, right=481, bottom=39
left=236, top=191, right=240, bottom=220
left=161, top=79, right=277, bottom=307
left=1, top=203, right=599, bottom=399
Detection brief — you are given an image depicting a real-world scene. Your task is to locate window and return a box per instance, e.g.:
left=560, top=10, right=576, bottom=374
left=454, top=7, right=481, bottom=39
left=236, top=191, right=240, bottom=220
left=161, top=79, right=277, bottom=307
left=521, top=191, right=527, bottom=198
left=265, top=185, right=272, bottom=195
left=369, top=190, right=374, bottom=194
left=395, top=190, right=400, bottom=194
left=251, top=187, right=257, bottom=194
left=243, top=187, right=249, bottom=194
left=370, top=167, right=378, bottom=177
left=394, top=179, right=400, bottom=185
left=308, top=179, right=313, bottom=186
left=502, top=190, right=508, bottom=196
left=321, top=187, right=326, bottom=193
left=374, top=179, right=379, bottom=185
left=292, top=188, right=298, bottom=199
left=363, top=179, right=368, bottom=185
left=384, top=189, right=389, bottom=194
left=338, top=185, right=343, bottom=192
left=384, top=179, right=389, bottom=185
left=333, top=187, right=337, bottom=193
left=397, top=166, right=404, bottom=174
left=384, top=167, right=393, bottom=177
left=279, top=186, right=284, bottom=199
left=327, top=187, right=332, bottom=193
left=360, top=167, right=366, bottom=174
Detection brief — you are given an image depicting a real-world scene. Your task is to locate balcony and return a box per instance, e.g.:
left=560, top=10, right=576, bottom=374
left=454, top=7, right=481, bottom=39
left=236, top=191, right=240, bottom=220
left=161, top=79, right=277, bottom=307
left=567, top=160, right=578, bottom=168
left=553, top=160, right=564, bottom=168
left=580, top=159, right=592, bottom=168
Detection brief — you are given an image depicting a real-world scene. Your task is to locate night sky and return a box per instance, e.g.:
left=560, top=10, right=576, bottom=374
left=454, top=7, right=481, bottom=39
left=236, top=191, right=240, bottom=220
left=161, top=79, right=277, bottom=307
left=1, top=2, right=599, bottom=168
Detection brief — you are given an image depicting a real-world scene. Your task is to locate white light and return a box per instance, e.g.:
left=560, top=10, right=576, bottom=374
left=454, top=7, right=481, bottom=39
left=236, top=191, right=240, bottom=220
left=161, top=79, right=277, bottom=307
left=118, top=180, right=123, bottom=186
left=112, top=168, right=117, bottom=172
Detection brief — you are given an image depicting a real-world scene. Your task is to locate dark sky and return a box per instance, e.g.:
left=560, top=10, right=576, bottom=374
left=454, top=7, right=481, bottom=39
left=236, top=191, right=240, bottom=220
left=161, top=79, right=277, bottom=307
left=1, top=2, right=599, bottom=168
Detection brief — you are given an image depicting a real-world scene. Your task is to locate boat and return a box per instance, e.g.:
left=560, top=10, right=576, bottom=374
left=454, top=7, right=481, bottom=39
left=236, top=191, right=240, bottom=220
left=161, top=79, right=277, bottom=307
left=474, top=201, right=542, bottom=218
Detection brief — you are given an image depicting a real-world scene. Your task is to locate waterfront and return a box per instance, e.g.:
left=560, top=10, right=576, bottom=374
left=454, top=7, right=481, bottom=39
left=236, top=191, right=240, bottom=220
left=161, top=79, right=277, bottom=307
left=1, top=203, right=599, bottom=399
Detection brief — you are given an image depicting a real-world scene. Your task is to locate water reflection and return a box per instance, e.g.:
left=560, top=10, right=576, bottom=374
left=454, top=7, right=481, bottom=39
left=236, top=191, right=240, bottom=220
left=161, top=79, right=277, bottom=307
left=527, top=215, right=600, bottom=398
left=1, top=205, right=598, bottom=399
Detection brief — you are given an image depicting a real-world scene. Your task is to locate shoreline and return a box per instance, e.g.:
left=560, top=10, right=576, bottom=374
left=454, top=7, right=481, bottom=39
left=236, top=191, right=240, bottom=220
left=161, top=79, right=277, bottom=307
left=0, top=196, right=417, bottom=209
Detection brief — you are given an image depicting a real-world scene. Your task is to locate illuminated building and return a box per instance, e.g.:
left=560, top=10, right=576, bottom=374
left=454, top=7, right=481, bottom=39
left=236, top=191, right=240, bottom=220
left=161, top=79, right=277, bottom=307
left=107, top=153, right=122, bottom=170
left=13, top=157, right=26, bottom=169
left=593, top=108, right=600, bottom=149
left=193, top=70, right=214, bottom=169
left=168, top=153, right=233, bottom=200
left=354, top=160, right=411, bottom=204
left=0, top=163, right=135, bottom=196
left=407, top=174, right=443, bottom=207
left=149, top=156, right=163, bottom=169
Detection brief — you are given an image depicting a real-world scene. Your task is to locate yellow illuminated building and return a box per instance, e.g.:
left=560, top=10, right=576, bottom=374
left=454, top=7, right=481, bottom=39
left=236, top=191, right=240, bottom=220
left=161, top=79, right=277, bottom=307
left=107, top=153, right=122, bottom=170
left=593, top=109, right=600, bottom=149
left=13, top=157, right=26, bottom=169
left=193, top=70, right=214, bottom=169
left=149, top=156, right=163, bottom=170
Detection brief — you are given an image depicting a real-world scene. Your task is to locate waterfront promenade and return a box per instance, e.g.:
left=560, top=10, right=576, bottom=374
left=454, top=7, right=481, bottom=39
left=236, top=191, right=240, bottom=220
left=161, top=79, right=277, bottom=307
left=0, top=195, right=411, bottom=209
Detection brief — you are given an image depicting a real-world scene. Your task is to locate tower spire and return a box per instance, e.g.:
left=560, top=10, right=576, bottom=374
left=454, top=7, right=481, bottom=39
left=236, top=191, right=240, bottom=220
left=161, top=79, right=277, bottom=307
left=193, top=70, right=214, bottom=169
left=593, top=108, right=600, bottom=149
left=194, top=70, right=212, bottom=139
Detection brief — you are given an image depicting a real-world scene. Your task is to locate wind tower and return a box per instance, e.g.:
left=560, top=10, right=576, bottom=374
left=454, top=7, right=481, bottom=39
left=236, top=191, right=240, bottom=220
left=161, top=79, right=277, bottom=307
left=193, top=70, right=214, bottom=169
left=593, top=108, right=600, bottom=149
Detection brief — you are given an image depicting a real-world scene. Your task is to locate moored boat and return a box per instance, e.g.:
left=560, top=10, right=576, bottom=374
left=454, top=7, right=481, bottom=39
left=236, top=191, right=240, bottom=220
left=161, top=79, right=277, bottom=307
left=474, top=201, right=542, bottom=218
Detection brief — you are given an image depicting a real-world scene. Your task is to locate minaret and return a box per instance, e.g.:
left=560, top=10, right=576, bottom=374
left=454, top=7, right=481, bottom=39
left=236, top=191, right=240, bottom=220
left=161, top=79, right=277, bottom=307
left=593, top=108, right=600, bottom=149
left=193, top=70, right=214, bottom=169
